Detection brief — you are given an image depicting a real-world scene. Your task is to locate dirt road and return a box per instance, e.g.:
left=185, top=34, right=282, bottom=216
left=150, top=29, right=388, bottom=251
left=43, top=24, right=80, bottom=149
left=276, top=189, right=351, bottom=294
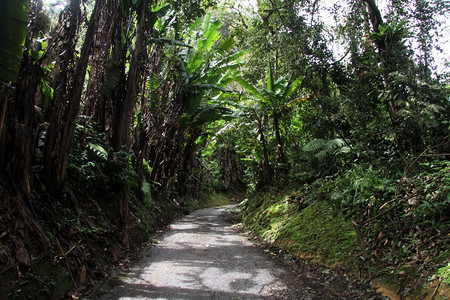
left=84, top=206, right=384, bottom=299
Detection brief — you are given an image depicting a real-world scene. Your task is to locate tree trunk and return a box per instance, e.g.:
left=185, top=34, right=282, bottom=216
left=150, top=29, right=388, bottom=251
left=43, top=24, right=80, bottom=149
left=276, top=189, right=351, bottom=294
left=9, top=50, right=41, bottom=197
left=273, top=112, right=288, bottom=181
left=83, top=0, right=114, bottom=126
left=110, top=0, right=150, bottom=248
left=258, top=115, right=273, bottom=186
left=112, top=0, right=149, bottom=150
left=104, top=0, right=127, bottom=144
left=362, top=0, right=397, bottom=128
left=0, top=86, right=10, bottom=169
left=260, top=129, right=273, bottom=186
left=273, top=112, right=286, bottom=163
left=42, top=0, right=80, bottom=191
left=43, top=0, right=104, bottom=192
left=363, top=0, right=384, bottom=37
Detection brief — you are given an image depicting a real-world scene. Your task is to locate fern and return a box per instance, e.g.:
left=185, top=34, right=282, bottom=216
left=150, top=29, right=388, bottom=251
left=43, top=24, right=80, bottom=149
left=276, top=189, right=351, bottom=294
left=327, top=138, right=346, bottom=150
left=304, top=138, right=348, bottom=153
left=303, top=139, right=327, bottom=152
left=304, top=138, right=351, bottom=163
left=88, top=142, right=108, bottom=160
left=102, top=65, right=122, bottom=97
left=315, top=149, right=328, bottom=162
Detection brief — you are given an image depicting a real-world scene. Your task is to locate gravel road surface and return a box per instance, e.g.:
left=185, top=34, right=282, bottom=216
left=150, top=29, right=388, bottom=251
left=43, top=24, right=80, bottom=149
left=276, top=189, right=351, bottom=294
left=84, top=205, right=384, bottom=300
left=84, top=206, right=287, bottom=299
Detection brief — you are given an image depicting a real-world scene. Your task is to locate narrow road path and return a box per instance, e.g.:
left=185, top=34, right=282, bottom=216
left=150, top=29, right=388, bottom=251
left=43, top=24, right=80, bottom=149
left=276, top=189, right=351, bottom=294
left=84, top=206, right=384, bottom=300
left=85, top=206, right=286, bottom=299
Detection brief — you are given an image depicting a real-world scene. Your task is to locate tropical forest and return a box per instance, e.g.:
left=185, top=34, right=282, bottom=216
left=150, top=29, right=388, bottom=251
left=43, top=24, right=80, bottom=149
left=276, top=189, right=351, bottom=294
left=0, top=0, right=449, bottom=299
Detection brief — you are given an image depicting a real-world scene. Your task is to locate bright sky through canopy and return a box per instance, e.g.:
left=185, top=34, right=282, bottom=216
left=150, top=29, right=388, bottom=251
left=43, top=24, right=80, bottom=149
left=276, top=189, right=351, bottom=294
left=239, top=0, right=449, bottom=74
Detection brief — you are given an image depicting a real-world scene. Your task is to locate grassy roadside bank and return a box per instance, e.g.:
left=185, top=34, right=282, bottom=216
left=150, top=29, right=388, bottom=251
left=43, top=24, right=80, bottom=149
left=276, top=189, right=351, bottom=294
left=239, top=188, right=449, bottom=299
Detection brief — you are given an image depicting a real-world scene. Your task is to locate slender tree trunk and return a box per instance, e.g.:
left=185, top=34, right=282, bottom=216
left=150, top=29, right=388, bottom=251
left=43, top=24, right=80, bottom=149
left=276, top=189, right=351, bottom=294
left=83, top=0, right=114, bottom=126
left=43, top=0, right=104, bottom=192
left=273, top=112, right=288, bottom=181
left=362, top=0, right=397, bottom=128
left=257, top=115, right=272, bottom=186
left=0, top=87, right=10, bottom=169
left=112, top=0, right=149, bottom=150
left=9, top=51, right=41, bottom=197
left=363, top=0, right=384, bottom=36
left=260, top=129, right=272, bottom=186
left=42, top=0, right=80, bottom=191
left=273, top=112, right=286, bottom=163
left=111, top=0, right=150, bottom=248
left=104, top=0, right=126, bottom=144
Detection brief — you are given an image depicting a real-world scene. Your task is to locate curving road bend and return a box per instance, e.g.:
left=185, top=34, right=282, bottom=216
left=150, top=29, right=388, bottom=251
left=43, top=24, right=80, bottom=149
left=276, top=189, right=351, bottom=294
left=85, top=206, right=287, bottom=300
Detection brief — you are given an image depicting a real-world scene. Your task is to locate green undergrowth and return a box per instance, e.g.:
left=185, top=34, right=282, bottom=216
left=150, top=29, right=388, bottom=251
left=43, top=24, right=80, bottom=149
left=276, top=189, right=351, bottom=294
left=1, top=117, right=243, bottom=299
left=240, top=190, right=358, bottom=269
left=185, top=192, right=236, bottom=212
left=1, top=184, right=237, bottom=299
left=240, top=183, right=449, bottom=299
left=2, top=193, right=183, bottom=300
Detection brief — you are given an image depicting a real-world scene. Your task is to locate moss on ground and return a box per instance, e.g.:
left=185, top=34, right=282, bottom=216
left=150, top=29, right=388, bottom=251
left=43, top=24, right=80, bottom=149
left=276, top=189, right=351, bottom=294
left=240, top=189, right=450, bottom=299
left=240, top=190, right=358, bottom=269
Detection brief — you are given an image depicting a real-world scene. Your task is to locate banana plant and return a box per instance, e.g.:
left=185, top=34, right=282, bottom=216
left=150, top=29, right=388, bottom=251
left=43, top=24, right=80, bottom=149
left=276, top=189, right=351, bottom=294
left=174, top=13, right=244, bottom=129
left=0, top=0, right=30, bottom=85
left=233, top=59, right=303, bottom=168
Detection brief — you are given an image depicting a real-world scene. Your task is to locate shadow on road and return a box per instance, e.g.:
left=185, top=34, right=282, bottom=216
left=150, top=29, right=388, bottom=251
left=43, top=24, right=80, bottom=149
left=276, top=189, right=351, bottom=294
left=84, top=206, right=285, bottom=299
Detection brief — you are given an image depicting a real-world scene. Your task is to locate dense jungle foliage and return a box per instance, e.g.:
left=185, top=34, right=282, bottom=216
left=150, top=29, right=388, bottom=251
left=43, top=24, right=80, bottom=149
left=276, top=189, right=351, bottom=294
left=0, top=0, right=449, bottom=298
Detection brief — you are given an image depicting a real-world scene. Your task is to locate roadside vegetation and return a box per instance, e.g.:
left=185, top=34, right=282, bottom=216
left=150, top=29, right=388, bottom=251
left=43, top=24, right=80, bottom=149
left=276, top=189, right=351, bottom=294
left=0, top=0, right=448, bottom=298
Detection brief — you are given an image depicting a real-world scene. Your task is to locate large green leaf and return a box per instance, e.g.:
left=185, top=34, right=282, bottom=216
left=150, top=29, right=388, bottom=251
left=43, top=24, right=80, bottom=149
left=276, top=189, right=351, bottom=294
left=202, top=13, right=211, bottom=33
left=148, top=4, right=170, bottom=29
left=191, top=84, right=233, bottom=94
left=210, top=51, right=244, bottom=69
left=283, top=76, right=304, bottom=98
left=0, top=0, right=30, bottom=84
left=203, top=21, right=221, bottom=50
left=232, top=75, right=263, bottom=101
left=186, top=93, right=203, bottom=115
left=217, top=35, right=236, bottom=55
left=189, top=105, right=235, bottom=126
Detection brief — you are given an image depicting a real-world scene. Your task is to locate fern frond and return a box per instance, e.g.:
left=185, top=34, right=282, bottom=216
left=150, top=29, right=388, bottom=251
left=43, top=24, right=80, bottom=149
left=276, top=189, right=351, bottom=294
left=88, top=142, right=108, bottom=160
left=303, top=139, right=327, bottom=152
left=326, top=138, right=346, bottom=150
left=315, top=149, right=328, bottom=163
left=102, top=65, right=122, bottom=97
left=305, top=138, right=351, bottom=163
